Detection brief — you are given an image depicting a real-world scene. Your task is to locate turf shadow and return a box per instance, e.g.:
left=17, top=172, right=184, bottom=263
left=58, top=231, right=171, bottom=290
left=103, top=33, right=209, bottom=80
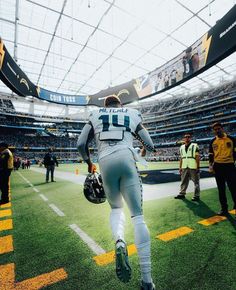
left=226, top=213, right=236, bottom=233
left=33, top=182, right=49, bottom=186
left=182, top=199, right=216, bottom=219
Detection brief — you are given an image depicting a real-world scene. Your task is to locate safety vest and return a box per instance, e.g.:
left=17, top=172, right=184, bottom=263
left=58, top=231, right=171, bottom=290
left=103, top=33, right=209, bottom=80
left=1, top=148, right=14, bottom=170
left=180, top=143, right=198, bottom=169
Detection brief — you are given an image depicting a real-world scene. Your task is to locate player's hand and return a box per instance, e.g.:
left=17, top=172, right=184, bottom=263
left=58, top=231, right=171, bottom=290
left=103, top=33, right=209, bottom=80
left=140, top=147, right=146, bottom=157
left=88, top=163, right=97, bottom=173
left=179, top=168, right=182, bottom=175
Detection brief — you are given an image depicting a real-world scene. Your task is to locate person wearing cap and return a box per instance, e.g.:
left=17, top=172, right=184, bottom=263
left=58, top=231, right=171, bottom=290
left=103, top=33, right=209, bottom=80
left=174, top=134, right=200, bottom=201
left=209, top=122, right=236, bottom=215
left=43, top=148, right=58, bottom=183
left=0, top=142, right=13, bottom=205
left=77, top=95, right=156, bottom=290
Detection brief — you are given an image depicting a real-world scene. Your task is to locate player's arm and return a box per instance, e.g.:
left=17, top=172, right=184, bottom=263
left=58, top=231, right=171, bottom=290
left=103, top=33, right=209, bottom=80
left=77, top=122, right=96, bottom=173
left=133, top=123, right=156, bottom=153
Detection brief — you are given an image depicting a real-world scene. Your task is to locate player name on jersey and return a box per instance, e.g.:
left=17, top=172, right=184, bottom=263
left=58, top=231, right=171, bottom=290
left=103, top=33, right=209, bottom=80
left=99, top=108, right=128, bottom=113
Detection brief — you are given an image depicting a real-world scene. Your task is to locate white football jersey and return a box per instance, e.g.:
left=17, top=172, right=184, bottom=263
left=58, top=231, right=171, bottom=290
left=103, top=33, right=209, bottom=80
left=89, top=107, right=142, bottom=159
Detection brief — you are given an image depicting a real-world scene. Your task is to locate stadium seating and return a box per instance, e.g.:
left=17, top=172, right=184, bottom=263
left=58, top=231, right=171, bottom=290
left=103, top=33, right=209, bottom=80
left=0, top=80, right=236, bottom=162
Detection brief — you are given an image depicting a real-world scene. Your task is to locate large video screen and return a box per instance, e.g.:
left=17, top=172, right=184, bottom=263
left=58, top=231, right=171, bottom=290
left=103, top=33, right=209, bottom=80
left=1, top=5, right=236, bottom=106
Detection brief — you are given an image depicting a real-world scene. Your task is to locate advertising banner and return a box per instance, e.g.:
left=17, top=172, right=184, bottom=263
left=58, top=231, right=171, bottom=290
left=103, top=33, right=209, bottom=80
left=38, top=88, right=89, bottom=106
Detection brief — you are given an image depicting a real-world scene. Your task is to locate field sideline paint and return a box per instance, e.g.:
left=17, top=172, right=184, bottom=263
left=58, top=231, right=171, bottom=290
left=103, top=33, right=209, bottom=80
left=93, top=244, right=137, bottom=266
left=49, top=204, right=65, bottom=217
left=0, top=235, right=13, bottom=254
left=39, top=194, right=48, bottom=201
left=0, top=219, right=13, bottom=232
left=198, top=215, right=227, bottom=226
left=17, top=172, right=29, bottom=183
left=0, top=209, right=12, bottom=218
left=69, top=223, right=105, bottom=255
left=157, top=226, right=194, bottom=241
left=0, top=263, right=67, bottom=289
left=0, top=202, right=11, bottom=209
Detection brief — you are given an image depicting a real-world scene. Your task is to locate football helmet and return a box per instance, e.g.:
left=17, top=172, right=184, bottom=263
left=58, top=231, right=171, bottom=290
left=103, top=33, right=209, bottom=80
left=83, top=172, right=106, bottom=204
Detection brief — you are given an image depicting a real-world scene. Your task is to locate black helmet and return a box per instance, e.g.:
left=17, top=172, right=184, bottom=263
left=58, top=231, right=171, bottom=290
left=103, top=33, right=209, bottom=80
left=83, top=173, right=106, bottom=204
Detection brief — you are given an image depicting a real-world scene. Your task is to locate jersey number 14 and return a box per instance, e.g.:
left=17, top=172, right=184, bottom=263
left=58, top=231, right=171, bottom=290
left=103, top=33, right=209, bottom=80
left=99, top=114, right=131, bottom=132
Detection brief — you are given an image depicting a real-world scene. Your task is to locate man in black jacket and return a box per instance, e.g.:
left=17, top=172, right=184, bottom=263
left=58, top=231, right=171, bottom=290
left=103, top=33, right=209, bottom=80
left=0, top=142, right=13, bottom=205
left=43, top=148, right=58, bottom=183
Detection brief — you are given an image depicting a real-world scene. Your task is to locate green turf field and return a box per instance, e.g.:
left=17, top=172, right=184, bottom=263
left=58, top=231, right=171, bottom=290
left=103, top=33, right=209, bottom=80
left=0, top=163, right=235, bottom=290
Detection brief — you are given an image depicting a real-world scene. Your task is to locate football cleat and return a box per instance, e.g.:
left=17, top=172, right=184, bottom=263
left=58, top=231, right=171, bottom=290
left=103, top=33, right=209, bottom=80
left=115, top=239, right=132, bottom=283
left=83, top=172, right=106, bottom=204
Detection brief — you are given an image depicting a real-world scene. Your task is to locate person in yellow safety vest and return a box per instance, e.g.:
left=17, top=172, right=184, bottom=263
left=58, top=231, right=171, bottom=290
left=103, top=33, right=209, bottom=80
left=0, top=142, right=13, bottom=205
left=174, top=134, right=200, bottom=201
left=209, top=122, right=236, bottom=216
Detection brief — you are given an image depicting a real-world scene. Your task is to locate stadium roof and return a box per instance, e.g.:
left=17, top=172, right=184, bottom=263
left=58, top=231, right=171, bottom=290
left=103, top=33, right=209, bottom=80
left=0, top=0, right=236, bottom=116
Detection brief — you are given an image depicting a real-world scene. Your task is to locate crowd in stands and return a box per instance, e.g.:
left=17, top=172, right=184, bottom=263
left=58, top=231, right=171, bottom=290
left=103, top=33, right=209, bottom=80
left=0, top=80, right=236, bottom=163
left=139, top=79, right=236, bottom=117
left=0, top=99, right=15, bottom=112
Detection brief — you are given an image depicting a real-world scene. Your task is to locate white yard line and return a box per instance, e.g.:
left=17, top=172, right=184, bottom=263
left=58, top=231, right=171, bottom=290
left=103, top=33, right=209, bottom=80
left=69, top=224, right=106, bottom=255
left=17, top=172, right=39, bottom=191
left=32, top=187, right=39, bottom=192
left=39, top=194, right=48, bottom=201
left=49, top=203, right=65, bottom=217
left=17, top=172, right=29, bottom=183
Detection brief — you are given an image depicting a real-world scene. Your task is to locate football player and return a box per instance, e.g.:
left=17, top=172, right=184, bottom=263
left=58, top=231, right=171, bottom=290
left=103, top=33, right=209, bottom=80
left=77, top=95, right=156, bottom=290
